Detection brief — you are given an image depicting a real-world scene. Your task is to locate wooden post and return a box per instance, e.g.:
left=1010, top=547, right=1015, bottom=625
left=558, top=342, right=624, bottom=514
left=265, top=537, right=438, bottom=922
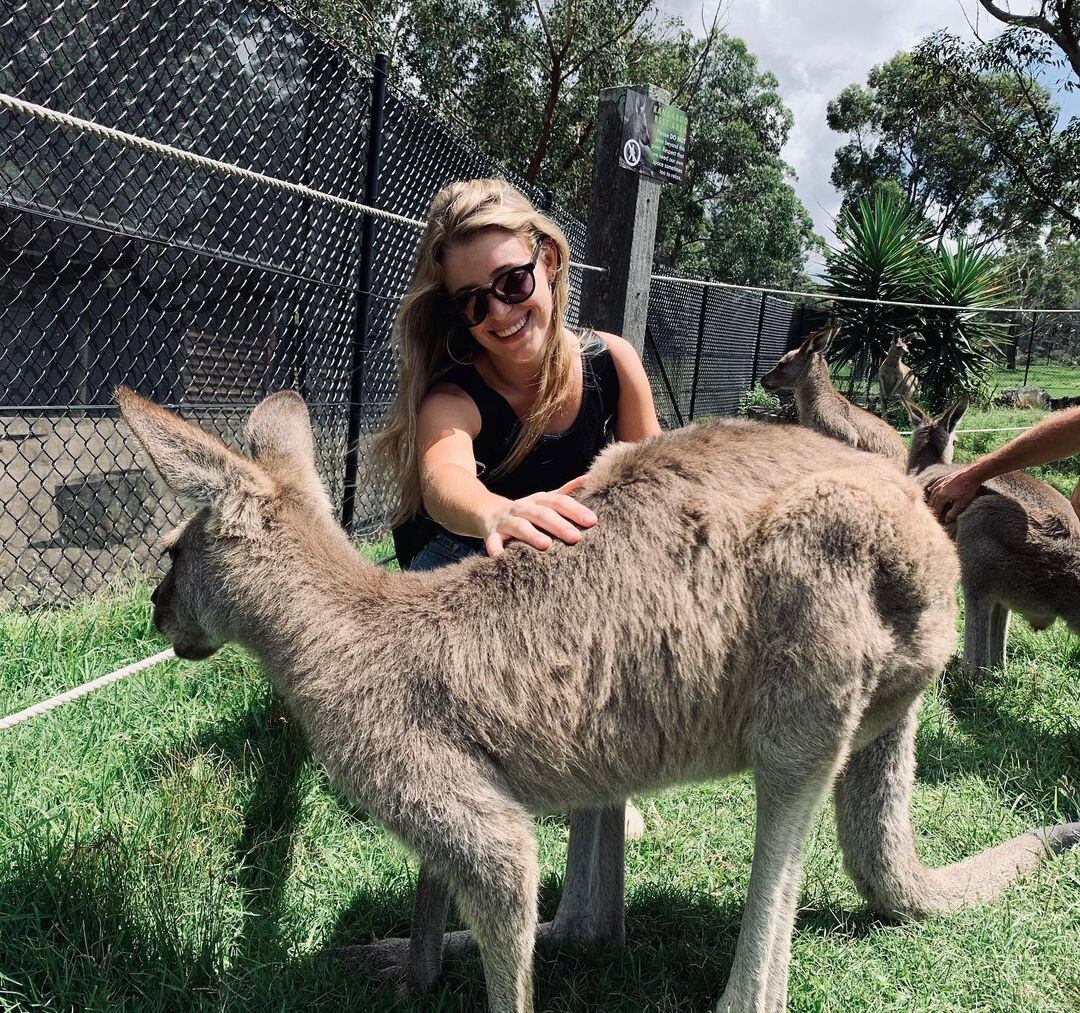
left=579, top=85, right=669, bottom=356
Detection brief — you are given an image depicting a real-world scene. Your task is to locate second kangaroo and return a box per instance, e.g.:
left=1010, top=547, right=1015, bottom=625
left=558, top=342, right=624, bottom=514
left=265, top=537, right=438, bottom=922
left=760, top=326, right=906, bottom=463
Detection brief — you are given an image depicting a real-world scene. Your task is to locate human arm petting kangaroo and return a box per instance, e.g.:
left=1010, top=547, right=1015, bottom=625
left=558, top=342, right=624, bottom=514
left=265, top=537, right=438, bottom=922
left=418, top=331, right=660, bottom=558
left=928, top=406, right=1080, bottom=522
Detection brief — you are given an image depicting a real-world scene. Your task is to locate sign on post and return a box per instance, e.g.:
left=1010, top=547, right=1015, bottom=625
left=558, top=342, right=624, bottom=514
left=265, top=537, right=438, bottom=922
left=618, top=91, right=688, bottom=184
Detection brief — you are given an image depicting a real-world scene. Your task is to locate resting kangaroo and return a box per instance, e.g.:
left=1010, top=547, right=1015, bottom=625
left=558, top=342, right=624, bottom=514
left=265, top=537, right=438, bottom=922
left=117, top=387, right=1079, bottom=1013
left=759, top=327, right=906, bottom=463
left=906, top=398, right=1080, bottom=675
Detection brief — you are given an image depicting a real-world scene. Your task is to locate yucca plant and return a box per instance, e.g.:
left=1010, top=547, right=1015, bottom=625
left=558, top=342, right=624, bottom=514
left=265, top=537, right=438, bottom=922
left=823, top=192, right=932, bottom=396
left=912, top=241, right=1007, bottom=410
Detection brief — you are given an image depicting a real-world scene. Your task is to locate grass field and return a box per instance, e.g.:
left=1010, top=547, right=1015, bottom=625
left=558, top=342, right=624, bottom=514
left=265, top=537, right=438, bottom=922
left=831, top=364, right=1080, bottom=403
left=2, top=438, right=1080, bottom=1011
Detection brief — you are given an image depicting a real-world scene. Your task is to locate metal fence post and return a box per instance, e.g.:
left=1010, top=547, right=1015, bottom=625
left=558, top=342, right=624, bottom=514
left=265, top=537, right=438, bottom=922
left=341, top=52, right=388, bottom=533
left=688, top=287, right=708, bottom=420
left=1023, top=312, right=1036, bottom=387
left=749, top=292, right=767, bottom=386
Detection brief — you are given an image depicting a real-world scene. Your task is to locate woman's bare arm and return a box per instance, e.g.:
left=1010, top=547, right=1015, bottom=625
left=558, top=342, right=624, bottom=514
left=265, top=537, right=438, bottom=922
left=417, top=385, right=597, bottom=556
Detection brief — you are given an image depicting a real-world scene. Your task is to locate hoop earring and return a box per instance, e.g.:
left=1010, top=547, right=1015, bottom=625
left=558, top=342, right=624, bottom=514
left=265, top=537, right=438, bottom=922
left=446, top=330, right=476, bottom=366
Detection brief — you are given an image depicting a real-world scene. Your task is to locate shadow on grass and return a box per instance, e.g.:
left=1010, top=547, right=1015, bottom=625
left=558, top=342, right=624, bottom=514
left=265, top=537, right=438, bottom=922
left=916, top=659, right=1080, bottom=826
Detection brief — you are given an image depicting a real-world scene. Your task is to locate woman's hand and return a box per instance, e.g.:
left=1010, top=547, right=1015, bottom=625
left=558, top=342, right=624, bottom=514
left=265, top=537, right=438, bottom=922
left=927, top=466, right=983, bottom=523
left=483, top=477, right=596, bottom=557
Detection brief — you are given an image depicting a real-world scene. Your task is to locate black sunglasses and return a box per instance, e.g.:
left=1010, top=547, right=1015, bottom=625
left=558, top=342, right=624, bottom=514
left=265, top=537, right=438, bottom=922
left=447, top=244, right=542, bottom=328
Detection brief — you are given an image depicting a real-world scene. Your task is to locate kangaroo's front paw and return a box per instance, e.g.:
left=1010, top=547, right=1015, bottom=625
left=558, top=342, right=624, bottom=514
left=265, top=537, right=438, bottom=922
left=625, top=800, right=646, bottom=840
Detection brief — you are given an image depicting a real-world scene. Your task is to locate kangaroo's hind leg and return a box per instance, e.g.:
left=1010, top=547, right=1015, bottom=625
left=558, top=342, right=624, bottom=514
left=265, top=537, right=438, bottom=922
left=548, top=804, right=626, bottom=945
left=717, top=730, right=856, bottom=1012
left=350, top=805, right=626, bottom=996
left=962, top=589, right=996, bottom=677
left=346, top=863, right=452, bottom=995
left=382, top=754, right=540, bottom=1013
left=987, top=601, right=1010, bottom=670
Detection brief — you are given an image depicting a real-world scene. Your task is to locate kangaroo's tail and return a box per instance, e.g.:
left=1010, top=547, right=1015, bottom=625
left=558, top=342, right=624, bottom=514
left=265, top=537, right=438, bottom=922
left=835, top=704, right=1080, bottom=920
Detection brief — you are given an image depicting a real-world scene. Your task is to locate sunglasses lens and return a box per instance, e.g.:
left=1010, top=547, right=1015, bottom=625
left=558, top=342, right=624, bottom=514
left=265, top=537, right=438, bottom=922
left=495, top=266, right=535, bottom=303
left=453, top=292, right=487, bottom=327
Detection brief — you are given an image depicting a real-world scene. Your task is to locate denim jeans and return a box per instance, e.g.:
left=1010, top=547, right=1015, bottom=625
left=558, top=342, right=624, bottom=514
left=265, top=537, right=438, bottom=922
left=409, top=529, right=486, bottom=572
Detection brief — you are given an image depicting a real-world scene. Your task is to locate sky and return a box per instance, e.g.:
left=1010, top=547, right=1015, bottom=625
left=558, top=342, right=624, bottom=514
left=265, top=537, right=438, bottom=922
left=661, top=0, right=1077, bottom=267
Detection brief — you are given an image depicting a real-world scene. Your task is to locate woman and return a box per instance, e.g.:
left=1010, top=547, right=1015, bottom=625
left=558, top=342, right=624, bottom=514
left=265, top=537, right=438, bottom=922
left=375, top=178, right=662, bottom=838
left=377, top=177, right=661, bottom=569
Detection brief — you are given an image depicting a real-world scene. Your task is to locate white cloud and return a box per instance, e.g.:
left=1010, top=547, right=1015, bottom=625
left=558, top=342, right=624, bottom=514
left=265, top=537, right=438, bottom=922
left=660, top=0, right=1011, bottom=270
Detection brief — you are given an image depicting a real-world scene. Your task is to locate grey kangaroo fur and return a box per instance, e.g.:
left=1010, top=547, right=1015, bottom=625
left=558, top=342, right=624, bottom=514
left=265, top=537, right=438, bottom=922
left=759, top=327, right=907, bottom=464
left=878, top=337, right=918, bottom=409
left=906, top=397, right=1080, bottom=676
left=116, top=387, right=1080, bottom=1013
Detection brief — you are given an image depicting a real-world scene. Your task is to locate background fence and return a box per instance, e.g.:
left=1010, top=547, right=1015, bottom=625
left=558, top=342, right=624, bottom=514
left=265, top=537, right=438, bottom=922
left=0, top=1, right=821, bottom=606
left=5, top=2, right=1075, bottom=607
left=644, top=278, right=827, bottom=425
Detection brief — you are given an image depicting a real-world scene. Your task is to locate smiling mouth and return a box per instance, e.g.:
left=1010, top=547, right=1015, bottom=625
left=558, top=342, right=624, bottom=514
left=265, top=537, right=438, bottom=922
left=492, top=311, right=530, bottom=342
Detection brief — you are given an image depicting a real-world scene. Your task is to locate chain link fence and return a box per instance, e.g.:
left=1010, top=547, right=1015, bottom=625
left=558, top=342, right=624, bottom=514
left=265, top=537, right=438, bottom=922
left=0, top=0, right=589, bottom=605
left=644, top=277, right=825, bottom=425
left=985, top=312, right=1080, bottom=407
left=9, top=3, right=1073, bottom=608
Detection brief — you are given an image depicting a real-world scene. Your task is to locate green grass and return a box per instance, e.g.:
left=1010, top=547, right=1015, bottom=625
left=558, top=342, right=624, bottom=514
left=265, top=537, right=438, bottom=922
left=830, top=364, right=1080, bottom=402
left=1, top=559, right=1079, bottom=1010
left=988, top=364, right=1080, bottom=399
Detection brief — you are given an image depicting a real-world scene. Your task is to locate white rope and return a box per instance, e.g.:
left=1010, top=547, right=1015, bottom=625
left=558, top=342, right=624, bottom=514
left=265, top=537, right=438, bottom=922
left=650, top=273, right=1080, bottom=316
left=0, top=92, right=604, bottom=273
left=898, top=426, right=1033, bottom=437
left=0, top=648, right=176, bottom=732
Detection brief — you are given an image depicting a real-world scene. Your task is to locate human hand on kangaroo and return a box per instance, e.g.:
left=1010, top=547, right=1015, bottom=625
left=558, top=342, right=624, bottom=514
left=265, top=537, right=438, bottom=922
left=482, top=475, right=596, bottom=557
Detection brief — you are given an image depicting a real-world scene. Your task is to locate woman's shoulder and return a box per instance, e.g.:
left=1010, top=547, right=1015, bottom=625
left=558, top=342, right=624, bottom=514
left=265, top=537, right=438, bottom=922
left=419, top=378, right=484, bottom=435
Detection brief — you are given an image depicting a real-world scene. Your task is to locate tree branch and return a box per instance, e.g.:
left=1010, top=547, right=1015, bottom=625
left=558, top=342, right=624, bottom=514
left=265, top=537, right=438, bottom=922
left=533, top=0, right=558, bottom=61
left=562, top=0, right=655, bottom=81
left=978, top=0, right=1080, bottom=80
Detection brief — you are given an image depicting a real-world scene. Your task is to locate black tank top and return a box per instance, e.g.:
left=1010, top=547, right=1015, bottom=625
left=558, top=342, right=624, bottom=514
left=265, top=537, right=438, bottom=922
left=393, top=331, right=621, bottom=567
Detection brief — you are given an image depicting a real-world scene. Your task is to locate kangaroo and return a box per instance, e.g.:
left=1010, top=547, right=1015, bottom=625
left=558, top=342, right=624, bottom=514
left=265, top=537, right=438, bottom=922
left=759, top=327, right=907, bottom=464
left=878, top=337, right=918, bottom=408
left=116, top=387, right=1079, bottom=1013
left=906, top=397, right=1080, bottom=676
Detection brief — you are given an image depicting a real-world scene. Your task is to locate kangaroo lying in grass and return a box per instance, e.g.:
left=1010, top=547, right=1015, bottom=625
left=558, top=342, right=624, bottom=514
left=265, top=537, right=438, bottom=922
left=760, top=327, right=906, bottom=464
left=906, top=397, right=1080, bottom=675
left=117, top=387, right=1079, bottom=1013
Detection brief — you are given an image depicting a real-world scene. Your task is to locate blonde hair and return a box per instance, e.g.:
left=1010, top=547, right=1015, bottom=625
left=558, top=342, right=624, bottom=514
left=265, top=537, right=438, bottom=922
left=375, top=178, right=576, bottom=525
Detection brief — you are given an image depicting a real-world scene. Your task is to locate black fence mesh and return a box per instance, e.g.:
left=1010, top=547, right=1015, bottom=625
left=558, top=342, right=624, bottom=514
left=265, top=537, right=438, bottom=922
left=644, top=277, right=825, bottom=425
left=0, top=0, right=591, bottom=605
left=11, top=4, right=1070, bottom=607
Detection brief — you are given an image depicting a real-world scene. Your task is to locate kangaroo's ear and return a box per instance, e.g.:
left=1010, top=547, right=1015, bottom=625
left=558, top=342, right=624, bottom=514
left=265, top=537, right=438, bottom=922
left=244, top=391, right=331, bottom=511
left=802, top=326, right=837, bottom=355
left=901, top=396, right=930, bottom=426
left=940, top=397, right=969, bottom=434
left=117, top=387, right=273, bottom=507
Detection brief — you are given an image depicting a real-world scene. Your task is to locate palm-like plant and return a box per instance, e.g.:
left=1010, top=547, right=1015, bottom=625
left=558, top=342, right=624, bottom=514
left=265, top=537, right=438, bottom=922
left=913, top=242, right=1007, bottom=409
left=823, top=191, right=931, bottom=395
